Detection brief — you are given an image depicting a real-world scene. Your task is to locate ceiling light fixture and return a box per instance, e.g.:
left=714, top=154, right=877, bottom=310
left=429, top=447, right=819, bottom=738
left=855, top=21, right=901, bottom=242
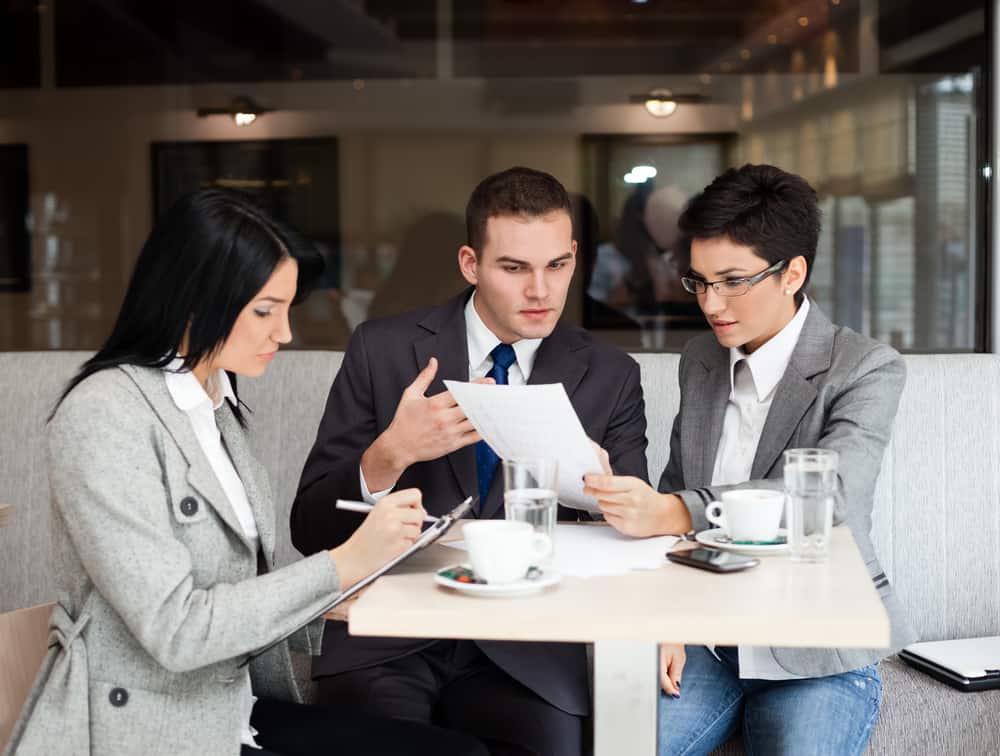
left=628, top=89, right=711, bottom=118
left=629, top=89, right=709, bottom=118
left=636, top=89, right=676, bottom=117
left=644, top=95, right=677, bottom=117
left=197, top=96, right=274, bottom=127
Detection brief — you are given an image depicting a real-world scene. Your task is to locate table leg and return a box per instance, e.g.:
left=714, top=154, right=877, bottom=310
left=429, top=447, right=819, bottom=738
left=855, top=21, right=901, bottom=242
left=593, top=640, right=659, bottom=756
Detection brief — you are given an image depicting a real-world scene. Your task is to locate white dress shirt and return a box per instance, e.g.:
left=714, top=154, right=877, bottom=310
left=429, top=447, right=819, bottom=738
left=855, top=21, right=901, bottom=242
left=360, top=291, right=542, bottom=502
left=708, top=297, right=811, bottom=680
left=463, top=291, right=543, bottom=384
left=164, top=359, right=261, bottom=747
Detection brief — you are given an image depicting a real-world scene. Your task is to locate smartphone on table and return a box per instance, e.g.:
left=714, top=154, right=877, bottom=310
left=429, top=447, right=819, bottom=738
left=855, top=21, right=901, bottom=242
left=666, top=547, right=759, bottom=573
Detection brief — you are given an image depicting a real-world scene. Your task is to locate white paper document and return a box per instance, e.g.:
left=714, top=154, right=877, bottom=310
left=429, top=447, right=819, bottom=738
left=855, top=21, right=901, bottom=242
left=443, top=524, right=679, bottom=578
left=443, top=380, right=606, bottom=512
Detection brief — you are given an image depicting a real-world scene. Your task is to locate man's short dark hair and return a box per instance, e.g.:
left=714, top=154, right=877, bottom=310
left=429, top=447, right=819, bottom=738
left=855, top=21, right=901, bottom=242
left=677, top=164, right=821, bottom=298
left=466, top=166, right=572, bottom=252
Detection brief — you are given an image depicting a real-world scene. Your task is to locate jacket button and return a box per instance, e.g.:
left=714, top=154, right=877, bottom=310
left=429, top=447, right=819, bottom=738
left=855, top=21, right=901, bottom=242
left=109, top=687, right=129, bottom=707
left=180, top=497, right=199, bottom=517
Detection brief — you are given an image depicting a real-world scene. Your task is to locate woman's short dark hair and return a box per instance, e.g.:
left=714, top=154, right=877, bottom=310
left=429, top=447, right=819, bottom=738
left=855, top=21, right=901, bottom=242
left=677, top=164, right=821, bottom=301
left=466, top=166, right=572, bottom=253
left=54, top=188, right=324, bottom=421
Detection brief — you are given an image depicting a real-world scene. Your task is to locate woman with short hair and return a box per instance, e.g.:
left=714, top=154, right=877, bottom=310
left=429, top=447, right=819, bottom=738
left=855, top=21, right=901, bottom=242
left=585, top=164, right=916, bottom=756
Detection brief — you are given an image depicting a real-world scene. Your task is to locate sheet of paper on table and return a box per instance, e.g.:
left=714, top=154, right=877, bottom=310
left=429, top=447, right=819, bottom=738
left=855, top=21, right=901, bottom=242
left=443, top=524, right=679, bottom=578
left=443, top=380, right=606, bottom=513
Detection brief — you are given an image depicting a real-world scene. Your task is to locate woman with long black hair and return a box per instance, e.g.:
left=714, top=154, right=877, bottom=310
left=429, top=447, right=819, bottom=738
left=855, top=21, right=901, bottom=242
left=5, top=189, right=487, bottom=756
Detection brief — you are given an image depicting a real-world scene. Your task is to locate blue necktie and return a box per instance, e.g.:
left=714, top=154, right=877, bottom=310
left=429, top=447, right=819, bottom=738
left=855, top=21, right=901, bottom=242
left=475, top=343, right=517, bottom=505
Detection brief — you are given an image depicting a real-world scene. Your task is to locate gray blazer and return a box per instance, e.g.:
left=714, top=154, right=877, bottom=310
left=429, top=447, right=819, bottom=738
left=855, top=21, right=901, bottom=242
left=5, top=365, right=341, bottom=756
left=659, top=305, right=917, bottom=678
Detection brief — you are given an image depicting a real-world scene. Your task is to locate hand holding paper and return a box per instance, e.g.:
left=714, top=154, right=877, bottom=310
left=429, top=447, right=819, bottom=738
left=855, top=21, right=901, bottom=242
left=443, top=380, right=610, bottom=512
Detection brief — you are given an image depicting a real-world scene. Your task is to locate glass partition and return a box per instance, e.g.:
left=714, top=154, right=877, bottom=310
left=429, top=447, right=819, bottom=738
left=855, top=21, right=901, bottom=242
left=0, top=0, right=989, bottom=352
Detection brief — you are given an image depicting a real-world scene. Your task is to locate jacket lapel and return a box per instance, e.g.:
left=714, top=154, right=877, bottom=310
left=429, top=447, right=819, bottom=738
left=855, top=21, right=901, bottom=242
left=414, top=291, right=478, bottom=502
left=526, top=321, right=589, bottom=397
left=119, top=365, right=257, bottom=554
left=684, top=349, right=732, bottom=488
left=217, top=403, right=275, bottom=562
left=749, top=306, right=834, bottom=479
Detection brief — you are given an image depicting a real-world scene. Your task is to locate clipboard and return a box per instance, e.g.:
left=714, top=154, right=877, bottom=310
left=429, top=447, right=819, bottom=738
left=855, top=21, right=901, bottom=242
left=241, top=496, right=474, bottom=666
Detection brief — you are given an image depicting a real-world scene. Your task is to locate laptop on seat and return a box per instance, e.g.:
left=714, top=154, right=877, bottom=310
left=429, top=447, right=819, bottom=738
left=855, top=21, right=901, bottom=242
left=899, top=637, right=1000, bottom=692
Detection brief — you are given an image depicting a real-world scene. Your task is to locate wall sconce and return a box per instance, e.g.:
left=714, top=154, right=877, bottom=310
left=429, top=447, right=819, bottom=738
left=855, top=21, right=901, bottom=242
left=197, top=96, right=274, bottom=127
left=629, top=89, right=709, bottom=118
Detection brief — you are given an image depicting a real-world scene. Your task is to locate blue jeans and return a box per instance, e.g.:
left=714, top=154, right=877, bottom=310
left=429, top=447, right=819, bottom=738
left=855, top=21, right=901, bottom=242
left=658, top=646, right=882, bottom=756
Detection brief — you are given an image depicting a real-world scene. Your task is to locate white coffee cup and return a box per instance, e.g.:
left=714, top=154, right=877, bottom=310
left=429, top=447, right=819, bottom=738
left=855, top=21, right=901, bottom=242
left=463, top=521, right=553, bottom=584
left=705, top=489, right=785, bottom=542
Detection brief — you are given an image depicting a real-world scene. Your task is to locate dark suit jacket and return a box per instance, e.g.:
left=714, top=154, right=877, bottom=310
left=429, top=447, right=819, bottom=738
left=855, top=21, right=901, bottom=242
left=291, top=288, right=649, bottom=716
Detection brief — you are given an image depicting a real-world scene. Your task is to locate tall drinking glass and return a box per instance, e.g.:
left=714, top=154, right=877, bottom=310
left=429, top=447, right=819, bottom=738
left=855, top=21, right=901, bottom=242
left=783, top=448, right=839, bottom=563
left=502, top=459, right=558, bottom=565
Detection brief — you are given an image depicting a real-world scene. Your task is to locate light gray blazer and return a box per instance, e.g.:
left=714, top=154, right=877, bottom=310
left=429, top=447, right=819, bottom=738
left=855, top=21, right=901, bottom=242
left=5, top=365, right=342, bottom=756
left=660, top=304, right=917, bottom=677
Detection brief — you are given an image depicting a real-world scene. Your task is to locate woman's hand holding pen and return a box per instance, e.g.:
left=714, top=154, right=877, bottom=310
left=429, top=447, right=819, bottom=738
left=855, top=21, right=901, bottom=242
left=328, top=489, right=427, bottom=589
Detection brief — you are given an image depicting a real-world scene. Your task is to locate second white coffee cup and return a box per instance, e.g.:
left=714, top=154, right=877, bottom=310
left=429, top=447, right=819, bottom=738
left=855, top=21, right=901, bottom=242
left=463, top=520, right=553, bottom=584
left=706, top=489, right=785, bottom=542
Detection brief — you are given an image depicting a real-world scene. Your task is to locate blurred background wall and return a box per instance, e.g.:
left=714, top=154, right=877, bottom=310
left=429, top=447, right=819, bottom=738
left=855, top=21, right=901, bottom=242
left=0, top=0, right=989, bottom=353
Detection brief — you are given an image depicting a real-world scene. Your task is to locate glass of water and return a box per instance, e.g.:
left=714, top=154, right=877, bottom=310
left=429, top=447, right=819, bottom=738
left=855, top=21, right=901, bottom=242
left=783, top=448, right=839, bottom=563
left=502, top=459, right=558, bottom=565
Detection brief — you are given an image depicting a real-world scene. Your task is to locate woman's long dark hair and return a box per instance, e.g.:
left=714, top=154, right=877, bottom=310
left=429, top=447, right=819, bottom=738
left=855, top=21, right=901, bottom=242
left=53, top=188, right=323, bottom=423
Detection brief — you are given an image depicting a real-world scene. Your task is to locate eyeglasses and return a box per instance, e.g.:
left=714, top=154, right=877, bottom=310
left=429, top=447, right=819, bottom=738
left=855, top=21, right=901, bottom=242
left=680, top=259, right=789, bottom=297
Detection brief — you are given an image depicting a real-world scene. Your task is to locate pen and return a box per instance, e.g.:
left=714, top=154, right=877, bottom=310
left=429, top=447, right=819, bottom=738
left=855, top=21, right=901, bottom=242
left=335, top=499, right=440, bottom=524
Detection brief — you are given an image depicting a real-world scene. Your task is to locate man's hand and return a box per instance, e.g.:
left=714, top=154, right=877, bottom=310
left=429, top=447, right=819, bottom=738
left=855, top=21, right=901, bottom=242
left=582, top=474, right=691, bottom=537
left=660, top=643, right=686, bottom=697
left=361, top=358, right=489, bottom=491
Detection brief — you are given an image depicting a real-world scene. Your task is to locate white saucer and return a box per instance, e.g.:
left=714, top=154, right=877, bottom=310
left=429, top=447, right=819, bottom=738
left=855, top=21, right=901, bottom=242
left=434, top=564, right=561, bottom=598
left=695, top=528, right=789, bottom=555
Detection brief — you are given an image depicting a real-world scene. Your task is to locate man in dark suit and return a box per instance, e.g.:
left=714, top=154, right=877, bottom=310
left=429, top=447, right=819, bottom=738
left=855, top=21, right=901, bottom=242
left=291, top=166, right=649, bottom=756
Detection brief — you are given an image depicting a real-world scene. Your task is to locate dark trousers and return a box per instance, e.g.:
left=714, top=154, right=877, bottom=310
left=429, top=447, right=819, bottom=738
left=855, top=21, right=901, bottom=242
left=240, top=697, right=488, bottom=756
left=316, top=640, right=585, bottom=756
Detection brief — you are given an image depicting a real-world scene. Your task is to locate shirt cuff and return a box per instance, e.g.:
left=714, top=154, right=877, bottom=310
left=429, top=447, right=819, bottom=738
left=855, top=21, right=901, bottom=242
left=675, top=488, right=712, bottom=532
left=359, top=465, right=394, bottom=504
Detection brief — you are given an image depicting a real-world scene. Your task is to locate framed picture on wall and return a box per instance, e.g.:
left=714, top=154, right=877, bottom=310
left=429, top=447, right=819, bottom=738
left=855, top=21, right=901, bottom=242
left=579, top=133, right=735, bottom=338
left=151, top=137, right=341, bottom=289
left=0, top=144, right=30, bottom=292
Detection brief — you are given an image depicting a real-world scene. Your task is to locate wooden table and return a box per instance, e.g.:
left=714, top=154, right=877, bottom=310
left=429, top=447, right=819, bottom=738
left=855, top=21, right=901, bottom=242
left=349, top=526, right=889, bottom=756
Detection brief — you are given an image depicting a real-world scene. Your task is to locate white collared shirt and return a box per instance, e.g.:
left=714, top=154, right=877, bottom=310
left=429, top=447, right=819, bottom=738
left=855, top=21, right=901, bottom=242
left=463, top=290, right=543, bottom=384
left=708, top=297, right=811, bottom=681
left=710, top=297, right=811, bottom=489
left=164, top=359, right=258, bottom=541
left=360, top=291, right=543, bottom=502
left=163, top=359, right=261, bottom=747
